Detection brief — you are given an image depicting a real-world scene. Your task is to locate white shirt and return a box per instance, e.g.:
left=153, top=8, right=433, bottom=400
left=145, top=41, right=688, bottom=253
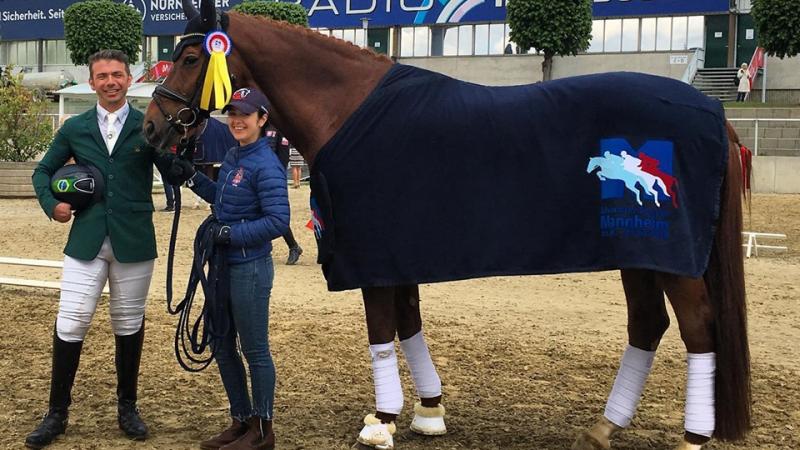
left=96, top=102, right=130, bottom=153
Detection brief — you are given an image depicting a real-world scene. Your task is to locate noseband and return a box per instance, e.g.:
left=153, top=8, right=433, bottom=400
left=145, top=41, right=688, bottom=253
left=151, top=34, right=211, bottom=142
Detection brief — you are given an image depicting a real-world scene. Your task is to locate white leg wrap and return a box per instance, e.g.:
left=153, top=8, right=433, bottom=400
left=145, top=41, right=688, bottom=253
left=684, top=352, right=715, bottom=437
left=399, top=331, right=442, bottom=398
left=604, top=345, right=655, bottom=428
left=370, top=342, right=403, bottom=415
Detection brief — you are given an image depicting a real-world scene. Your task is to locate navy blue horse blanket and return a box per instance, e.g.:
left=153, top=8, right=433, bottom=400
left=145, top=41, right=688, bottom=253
left=310, top=64, right=729, bottom=292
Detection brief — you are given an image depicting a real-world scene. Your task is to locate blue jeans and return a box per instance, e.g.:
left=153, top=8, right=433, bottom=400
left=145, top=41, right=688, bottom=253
left=213, top=256, right=276, bottom=420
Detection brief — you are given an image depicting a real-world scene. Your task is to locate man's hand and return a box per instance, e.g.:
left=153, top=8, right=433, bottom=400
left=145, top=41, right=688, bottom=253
left=52, top=202, right=72, bottom=223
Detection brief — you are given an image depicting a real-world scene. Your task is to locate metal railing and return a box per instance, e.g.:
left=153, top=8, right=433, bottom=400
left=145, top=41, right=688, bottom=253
left=728, top=118, right=800, bottom=156
left=680, top=47, right=705, bottom=84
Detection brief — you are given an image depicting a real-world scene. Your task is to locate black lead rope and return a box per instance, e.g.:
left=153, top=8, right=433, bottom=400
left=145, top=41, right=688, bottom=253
left=165, top=156, right=232, bottom=372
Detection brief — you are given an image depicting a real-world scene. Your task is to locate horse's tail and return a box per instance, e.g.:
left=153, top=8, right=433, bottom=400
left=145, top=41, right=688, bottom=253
left=705, top=120, right=751, bottom=441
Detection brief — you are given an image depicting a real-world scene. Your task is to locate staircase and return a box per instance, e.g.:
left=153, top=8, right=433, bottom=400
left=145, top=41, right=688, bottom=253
left=692, top=68, right=739, bottom=102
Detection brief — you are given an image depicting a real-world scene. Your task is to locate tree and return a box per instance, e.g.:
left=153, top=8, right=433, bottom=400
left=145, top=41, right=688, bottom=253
left=752, top=0, right=800, bottom=58
left=232, top=0, right=310, bottom=27
left=63, top=0, right=142, bottom=66
left=0, top=68, right=54, bottom=161
left=507, top=0, right=593, bottom=81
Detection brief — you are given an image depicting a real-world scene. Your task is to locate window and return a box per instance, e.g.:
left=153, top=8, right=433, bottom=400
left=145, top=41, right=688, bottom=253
left=604, top=19, right=622, bottom=52
left=687, top=16, right=704, bottom=49
left=343, top=29, right=355, bottom=45
left=400, top=27, right=414, bottom=57
left=671, top=16, right=687, bottom=50
left=457, top=25, right=472, bottom=56
left=414, top=27, right=430, bottom=56
left=443, top=27, right=458, bottom=56
left=588, top=20, right=604, bottom=53
left=489, top=23, right=505, bottom=55
left=44, top=40, right=71, bottom=66
left=640, top=18, right=656, bottom=51
left=621, top=18, right=639, bottom=52
left=474, top=24, right=489, bottom=55
left=656, top=17, right=671, bottom=51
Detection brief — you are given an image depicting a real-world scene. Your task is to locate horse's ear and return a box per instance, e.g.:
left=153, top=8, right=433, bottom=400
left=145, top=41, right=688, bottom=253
left=200, top=0, right=216, bottom=28
left=182, top=0, right=199, bottom=21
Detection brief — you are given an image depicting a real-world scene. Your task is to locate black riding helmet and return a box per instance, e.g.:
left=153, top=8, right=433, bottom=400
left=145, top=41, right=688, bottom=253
left=50, top=164, right=105, bottom=210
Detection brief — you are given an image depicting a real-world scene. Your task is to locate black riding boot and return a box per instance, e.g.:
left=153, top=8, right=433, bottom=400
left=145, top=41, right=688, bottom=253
left=25, top=329, right=83, bottom=449
left=115, top=321, right=149, bottom=440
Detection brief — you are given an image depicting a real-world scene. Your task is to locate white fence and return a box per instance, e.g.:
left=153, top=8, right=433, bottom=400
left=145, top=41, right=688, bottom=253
left=727, top=118, right=800, bottom=156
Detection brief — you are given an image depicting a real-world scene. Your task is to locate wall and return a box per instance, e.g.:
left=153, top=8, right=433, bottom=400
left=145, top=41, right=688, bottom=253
left=752, top=156, right=800, bottom=193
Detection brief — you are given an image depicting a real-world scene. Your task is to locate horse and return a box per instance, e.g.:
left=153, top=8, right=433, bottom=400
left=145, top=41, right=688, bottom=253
left=143, top=2, right=751, bottom=449
left=586, top=153, right=668, bottom=207
left=639, top=151, right=680, bottom=208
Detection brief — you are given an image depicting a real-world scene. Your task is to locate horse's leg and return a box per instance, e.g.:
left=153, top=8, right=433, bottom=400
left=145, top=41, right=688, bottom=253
left=573, top=269, right=669, bottom=450
left=395, top=285, right=446, bottom=436
left=657, top=274, right=715, bottom=450
left=357, top=286, right=403, bottom=450
left=624, top=180, right=643, bottom=206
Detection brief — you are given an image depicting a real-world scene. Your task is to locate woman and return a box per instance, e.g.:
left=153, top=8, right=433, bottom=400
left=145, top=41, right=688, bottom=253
left=288, top=144, right=304, bottom=188
left=185, top=87, right=289, bottom=450
left=736, top=63, right=751, bottom=102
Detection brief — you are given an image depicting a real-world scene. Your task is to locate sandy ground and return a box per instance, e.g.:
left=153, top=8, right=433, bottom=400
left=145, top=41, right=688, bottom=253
left=0, top=189, right=798, bottom=450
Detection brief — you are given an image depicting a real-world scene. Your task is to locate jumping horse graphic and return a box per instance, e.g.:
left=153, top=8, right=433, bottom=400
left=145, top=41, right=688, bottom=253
left=144, top=2, right=751, bottom=449
left=587, top=151, right=671, bottom=207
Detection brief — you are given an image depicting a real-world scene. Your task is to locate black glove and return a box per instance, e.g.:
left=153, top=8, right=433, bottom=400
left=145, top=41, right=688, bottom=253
left=210, top=221, right=231, bottom=246
left=165, top=156, right=195, bottom=186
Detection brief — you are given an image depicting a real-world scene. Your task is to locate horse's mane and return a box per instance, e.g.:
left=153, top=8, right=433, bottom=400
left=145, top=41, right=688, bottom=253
left=228, top=11, right=394, bottom=65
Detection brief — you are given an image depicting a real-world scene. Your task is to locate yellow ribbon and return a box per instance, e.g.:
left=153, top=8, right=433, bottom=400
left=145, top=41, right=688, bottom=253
left=200, top=50, right=233, bottom=111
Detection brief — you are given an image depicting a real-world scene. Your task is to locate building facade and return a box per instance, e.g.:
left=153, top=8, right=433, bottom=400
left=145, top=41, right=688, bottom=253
left=0, top=0, right=796, bottom=100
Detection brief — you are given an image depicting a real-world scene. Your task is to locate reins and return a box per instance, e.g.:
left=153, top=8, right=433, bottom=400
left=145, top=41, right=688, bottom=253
left=165, top=179, right=232, bottom=372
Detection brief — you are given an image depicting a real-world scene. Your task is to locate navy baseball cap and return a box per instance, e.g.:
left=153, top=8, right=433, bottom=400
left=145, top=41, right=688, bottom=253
left=222, top=87, right=270, bottom=114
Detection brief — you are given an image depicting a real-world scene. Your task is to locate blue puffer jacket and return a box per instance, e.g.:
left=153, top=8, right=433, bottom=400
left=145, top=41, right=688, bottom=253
left=191, top=137, right=290, bottom=264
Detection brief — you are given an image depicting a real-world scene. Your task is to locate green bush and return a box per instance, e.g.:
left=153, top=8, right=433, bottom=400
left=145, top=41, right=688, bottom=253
left=507, top=0, right=592, bottom=80
left=0, top=68, right=54, bottom=162
left=64, top=0, right=142, bottom=66
left=752, top=0, right=800, bottom=58
left=232, top=1, right=309, bottom=27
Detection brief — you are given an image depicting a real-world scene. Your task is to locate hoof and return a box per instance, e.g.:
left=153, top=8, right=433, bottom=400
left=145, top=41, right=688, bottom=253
left=571, top=431, right=610, bottom=450
left=409, top=402, right=446, bottom=436
left=356, top=414, right=396, bottom=450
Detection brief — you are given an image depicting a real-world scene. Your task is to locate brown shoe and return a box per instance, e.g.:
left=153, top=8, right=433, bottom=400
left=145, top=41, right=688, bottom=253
left=200, top=419, right=248, bottom=450
left=220, top=416, right=274, bottom=450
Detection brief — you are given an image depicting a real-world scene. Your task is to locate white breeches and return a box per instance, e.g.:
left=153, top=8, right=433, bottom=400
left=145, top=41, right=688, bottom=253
left=56, top=237, right=154, bottom=342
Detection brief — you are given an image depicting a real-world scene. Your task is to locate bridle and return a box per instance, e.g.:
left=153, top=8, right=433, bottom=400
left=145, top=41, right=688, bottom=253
left=151, top=33, right=212, bottom=144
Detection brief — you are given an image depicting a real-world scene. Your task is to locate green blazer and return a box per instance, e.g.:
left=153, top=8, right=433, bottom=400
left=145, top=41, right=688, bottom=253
left=32, top=105, right=171, bottom=263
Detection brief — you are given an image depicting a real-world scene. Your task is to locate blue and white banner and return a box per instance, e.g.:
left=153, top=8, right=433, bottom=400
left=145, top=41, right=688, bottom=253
left=0, top=0, right=730, bottom=41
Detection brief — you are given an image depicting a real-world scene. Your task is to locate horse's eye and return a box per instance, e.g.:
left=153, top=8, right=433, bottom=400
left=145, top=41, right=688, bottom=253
left=184, top=55, right=199, bottom=66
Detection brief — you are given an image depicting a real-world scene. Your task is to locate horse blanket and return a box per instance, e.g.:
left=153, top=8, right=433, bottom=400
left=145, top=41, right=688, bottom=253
left=311, top=64, right=729, bottom=292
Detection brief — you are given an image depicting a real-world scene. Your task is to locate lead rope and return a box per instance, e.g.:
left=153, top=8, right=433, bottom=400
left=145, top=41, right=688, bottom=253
left=165, top=141, right=232, bottom=372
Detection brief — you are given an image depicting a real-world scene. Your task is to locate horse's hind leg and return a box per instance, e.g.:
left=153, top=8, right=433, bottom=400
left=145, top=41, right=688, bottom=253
left=358, top=286, right=404, bottom=449
left=394, top=285, right=446, bottom=436
left=573, top=269, right=669, bottom=450
left=658, top=274, right=715, bottom=450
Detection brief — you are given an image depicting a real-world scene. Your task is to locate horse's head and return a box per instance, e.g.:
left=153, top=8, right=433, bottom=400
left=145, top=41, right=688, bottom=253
left=143, top=0, right=254, bottom=150
left=586, top=156, right=602, bottom=173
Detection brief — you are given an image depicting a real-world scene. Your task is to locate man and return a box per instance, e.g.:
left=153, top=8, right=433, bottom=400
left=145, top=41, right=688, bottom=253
left=27, top=49, right=177, bottom=448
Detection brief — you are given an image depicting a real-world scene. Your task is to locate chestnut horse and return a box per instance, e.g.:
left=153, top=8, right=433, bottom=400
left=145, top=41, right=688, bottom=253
left=143, top=2, right=751, bottom=449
